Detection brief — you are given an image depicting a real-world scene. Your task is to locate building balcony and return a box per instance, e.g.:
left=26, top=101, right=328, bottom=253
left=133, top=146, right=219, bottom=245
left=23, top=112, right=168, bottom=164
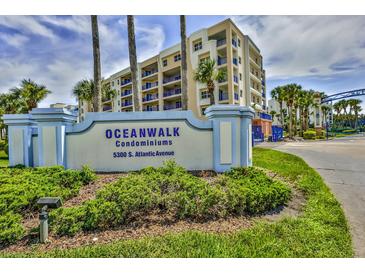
left=163, top=75, right=181, bottom=84
left=142, top=94, right=159, bottom=102
left=102, top=98, right=112, bottom=103
left=217, top=57, right=227, bottom=66
left=141, top=69, right=158, bottom=78
left=219, top=92, right=229, bottom=101
left=143, top=105, right=159, bottom=111
left=249, top=57, right=261, bottom=68
left=142, top=81, right=159, bottom=91
left=233, top=75, right=239, bottom=84
left=250, top=72, right=261, bottom=83
left=121, top=101, right=133, bottom=107
left=250, top=87, right=262, bottom=97
left=216, top=39, right=226, bottom=47
left=121, top=90, right=132, bottom=97
left=163, top=88, right=181, bottom=97
left=164, top=101, right=182, bottom=110
left=121, top=79, right=131, bottom=86
left=103, top=105, right=112, bottom=111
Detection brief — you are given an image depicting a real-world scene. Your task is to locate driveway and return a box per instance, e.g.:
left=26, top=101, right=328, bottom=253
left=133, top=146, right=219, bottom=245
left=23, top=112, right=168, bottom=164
left=258, top=134, right=365, bottom=257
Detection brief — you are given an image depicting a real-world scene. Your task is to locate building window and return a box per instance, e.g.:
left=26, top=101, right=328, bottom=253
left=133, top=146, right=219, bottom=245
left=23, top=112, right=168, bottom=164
left=239, top=73, right=242, bottom=80
left=239, top=57, right=241, bottom=64
left=238, top=38, right=241, bottom=47
left=240, top=90, right=243, bottom=97
left=112, top=82, right=114, bottom=87
left=193, top=40, right=202, bottom=51
left=174, top=54, right=181, bottom=62
left=163, top=59, right=167, bottom=67
left=118, top=100, right=120, bottom=106
left=201, top=90, right=210, bottom=99
left=117, top=80, right=120, bottom=85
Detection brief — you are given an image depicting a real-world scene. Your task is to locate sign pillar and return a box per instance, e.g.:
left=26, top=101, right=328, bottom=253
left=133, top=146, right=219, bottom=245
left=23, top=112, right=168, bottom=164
left=2, top=114, right=34, bottom=167
left=205, top=105, right=255, bottom=172
left=30, top=108, right=77, bottom=167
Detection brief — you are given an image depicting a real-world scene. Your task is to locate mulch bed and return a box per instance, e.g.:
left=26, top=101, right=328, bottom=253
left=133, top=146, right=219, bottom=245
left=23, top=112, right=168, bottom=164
left=2, top=170, right=306, bottom=254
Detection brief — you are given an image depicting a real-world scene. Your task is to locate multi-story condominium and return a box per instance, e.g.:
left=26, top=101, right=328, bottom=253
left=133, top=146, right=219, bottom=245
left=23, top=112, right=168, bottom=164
left=78, top=19, right=267, bottom=122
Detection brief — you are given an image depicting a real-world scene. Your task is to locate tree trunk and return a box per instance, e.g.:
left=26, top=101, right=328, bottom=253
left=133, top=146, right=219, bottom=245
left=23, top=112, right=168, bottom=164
left=127, top=15, right=140, bottom=112
left=180, top=15, right=188, bottom=111
left=288, top=105, right=293, bottom=138
left=208, top=81, right=215, bottom=105
left=279, top=101, right=284, bottom=127
left=91, top=15, right=102, bottom=112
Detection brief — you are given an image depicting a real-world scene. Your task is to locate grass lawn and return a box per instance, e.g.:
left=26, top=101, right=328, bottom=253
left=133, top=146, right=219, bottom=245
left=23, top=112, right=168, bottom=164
left=0, top=148, right=353, bottom=258
left=0, top=150, right=8, bottom=167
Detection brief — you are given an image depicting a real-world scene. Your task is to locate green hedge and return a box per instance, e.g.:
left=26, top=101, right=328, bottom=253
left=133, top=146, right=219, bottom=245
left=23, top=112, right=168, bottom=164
left=0, top=165, right=96, bottom=245
left=303, top=130, right=316, bottom=140
left=51, top=161, right=291, bottom=236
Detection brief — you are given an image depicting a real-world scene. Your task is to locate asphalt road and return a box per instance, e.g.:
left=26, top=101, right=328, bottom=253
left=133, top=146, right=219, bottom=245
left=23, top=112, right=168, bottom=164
left=259, top=134, right=365, bottom=257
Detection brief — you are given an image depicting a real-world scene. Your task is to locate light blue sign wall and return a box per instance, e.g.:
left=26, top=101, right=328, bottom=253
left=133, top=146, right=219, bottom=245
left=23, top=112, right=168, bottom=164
left=3, top=105, right=254, bottom=172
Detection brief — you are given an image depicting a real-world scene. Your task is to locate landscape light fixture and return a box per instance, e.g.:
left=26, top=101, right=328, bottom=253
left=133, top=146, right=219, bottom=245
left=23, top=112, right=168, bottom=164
left=36, top=197, right=62, bottom=243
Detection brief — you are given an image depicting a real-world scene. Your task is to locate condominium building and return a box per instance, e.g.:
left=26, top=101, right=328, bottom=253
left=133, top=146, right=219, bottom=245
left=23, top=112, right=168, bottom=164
left=78, top=19, right=267, bottom=122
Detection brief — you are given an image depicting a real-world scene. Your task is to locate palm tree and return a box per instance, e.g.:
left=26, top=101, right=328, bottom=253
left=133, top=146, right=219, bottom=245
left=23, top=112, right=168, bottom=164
left=9, top=79, right=51, bottom=111
left=353, top=104, right=362, bottom=129
left=180, top=15, right=188, bottom=110
left=73, top=79, right=94, bottom=113
left=127, top=15, right=140, bottom=111
left=302, top=90, right=315, bottom=131
left=348, top=99, right=362, bottom=128
left=271, top=86, right=286, bottom=126
left=73, top=79, right=116, bottom=112
left=283, top=83, right=302, bottom=138
left=194, top=58, right=226, bottom=105
left=321, top=104, right=331, bottom=128
left=91, top=15, right=102, bottom=112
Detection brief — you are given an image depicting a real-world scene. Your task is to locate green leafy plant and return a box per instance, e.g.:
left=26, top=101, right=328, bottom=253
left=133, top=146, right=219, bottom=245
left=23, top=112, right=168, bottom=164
left=0, top=165, right=96, bottom=245
left=303, top=130, right=316, bottom=140
left=51, top=161, right=291, bottom=236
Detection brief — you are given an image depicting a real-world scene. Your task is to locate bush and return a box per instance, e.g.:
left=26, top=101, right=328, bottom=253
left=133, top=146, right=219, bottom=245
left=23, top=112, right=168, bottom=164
left=303, top=130, right=316, bottom=140
left=0, top=140, right=8, bottom=156
left=0, top=140, right=5, bottom=151
left=342, top=129, right=356, bottom=134
left=51, top=162, right=291, bottom=236
left=0, top=213, right=25, bottom=245
left=0, top=165, right=96, bottom=245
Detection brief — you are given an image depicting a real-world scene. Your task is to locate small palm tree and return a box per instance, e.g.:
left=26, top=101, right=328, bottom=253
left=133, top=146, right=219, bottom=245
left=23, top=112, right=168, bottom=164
left=73, top=79, right=94, bottom=112
left=194, top=58, right=226, bottom=105
left=102, top=82, right=117, bottom=102
left=73, top=79, right=116, bottom=112
left=127, top=15, right=140, bottom=111
left=180, top=15, right=188, bottom=110
left=271, top=86, right=286, bottom=126
left=91, top=15, right=102, bottom=112
left=10, top=79, right=51, bottom=111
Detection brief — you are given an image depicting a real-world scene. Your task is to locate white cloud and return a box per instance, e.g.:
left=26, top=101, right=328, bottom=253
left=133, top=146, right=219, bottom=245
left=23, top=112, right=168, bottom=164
left=0, top=32, right=29, bottom=47
left=232, top=16, right=365, bottom=79
left=0, top=16, right=166, bottom=107
left=0, top=16, right=56, bottom=41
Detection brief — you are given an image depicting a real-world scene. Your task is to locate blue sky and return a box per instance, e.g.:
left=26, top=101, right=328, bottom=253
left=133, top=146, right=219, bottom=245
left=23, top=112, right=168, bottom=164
left=0, top=15, right=365, bottom=110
